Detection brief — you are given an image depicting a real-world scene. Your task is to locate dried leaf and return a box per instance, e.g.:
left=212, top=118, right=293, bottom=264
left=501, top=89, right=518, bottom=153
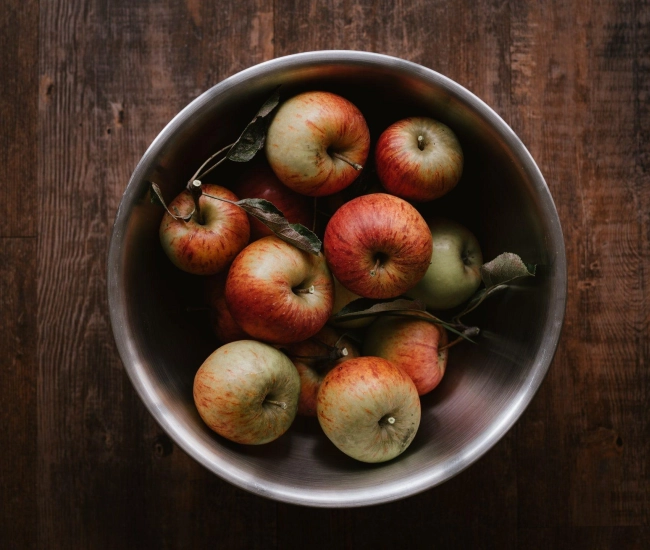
left=334, top=297, right=428, bottom=320
left=150, top=182, right=194, bottom=222
left=235, top=198, right=322, bottom=255
left=227, top=88, right=281, bottom=163
left=454, top=252, right=536, bottom=321
left=480, top=252, right=536, bottom=288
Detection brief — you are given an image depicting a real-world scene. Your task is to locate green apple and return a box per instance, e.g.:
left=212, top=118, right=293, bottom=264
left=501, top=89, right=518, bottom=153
left=407, top=217, right=483, bottom=310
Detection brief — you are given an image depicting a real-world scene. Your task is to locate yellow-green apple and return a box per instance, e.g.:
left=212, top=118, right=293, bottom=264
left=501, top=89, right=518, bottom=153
left=406, top=217, right=483, bottom=310
left=323, top=193, right=432, bottom=299
left=235, top=162, right=314, bottom=241
left=193, top=340, right=300, bottom=444
left=316, top=356, right=421, bottom=463
left=225, top=235, right=334, bottom=344
left=282, top=326, right=359, bottom=416
left=159, top=184, right=250, bottom=275
left=363, top=316, right=449, bottom=396
left=375, top=117, right=463, bottom=202
left=265, top=91, right=370, bottom=197
left=204, top=273, right=249, bottom=345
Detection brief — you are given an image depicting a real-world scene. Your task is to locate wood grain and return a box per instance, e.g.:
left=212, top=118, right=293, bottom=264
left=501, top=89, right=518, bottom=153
left=0, top=0, right=38, bottom=548
left=0, top=0, right=646, bottom=547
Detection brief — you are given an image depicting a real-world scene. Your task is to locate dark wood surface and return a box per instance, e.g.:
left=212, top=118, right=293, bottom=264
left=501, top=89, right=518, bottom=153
left=2, top=0, right=648, bottom=548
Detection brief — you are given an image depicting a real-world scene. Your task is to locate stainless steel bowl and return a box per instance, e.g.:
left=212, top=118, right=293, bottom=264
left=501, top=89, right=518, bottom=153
left=108, top=51, right=566, bottom=507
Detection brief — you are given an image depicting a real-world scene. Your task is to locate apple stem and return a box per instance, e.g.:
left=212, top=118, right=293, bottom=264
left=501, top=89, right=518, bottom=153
left=439, top=326, right=481, bottom=351
left=266, top=399, right=287, bottom=410
left=387, top=416, right=396, bottom=425
left=188, top=141, right=237, bottom=184
left=369, top=257, right=382, bottom=277
left=295, top=285, right=315, bottom=295
left=189, top=180, right=203, bottom=224
left=331, top=151, right=363, bottom=171
left=417, top=135, right=425, bottom=151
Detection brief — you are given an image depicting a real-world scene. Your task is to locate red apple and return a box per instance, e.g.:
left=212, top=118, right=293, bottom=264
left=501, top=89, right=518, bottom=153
left=204, top=274, right=249, bottom=344
left=265, top=91, right=371, bottom=197
left=159, top=184, right=250, bottom=275
left=317, top=356, right=421, bottom=463
left=363, top=316, right=449, bottom=396
left=225, top=235, right=334, bottom=344
left=375, top=117, right=463, bottom=202
left=193, top=340, right=300, bottom=444
left=323, top=193, right=433, bottom=299
left=282, top=326, right=359, bottom=416
left=235, top=162, right=315, bottom=241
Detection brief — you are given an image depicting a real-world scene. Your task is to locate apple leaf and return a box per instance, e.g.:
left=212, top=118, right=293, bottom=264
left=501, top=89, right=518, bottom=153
left=453, top=252, right=536, bottom=322
left=480, top=252, right=536, bottom=288
left=334, top=297, right=427, bottom=320
left=333, top=297, right=478, bottom=341
left=150, top=182, right=194, bottom=222
left=227, top=87, right=281, bottom=163
left=235, top=198, right=322, bottom=255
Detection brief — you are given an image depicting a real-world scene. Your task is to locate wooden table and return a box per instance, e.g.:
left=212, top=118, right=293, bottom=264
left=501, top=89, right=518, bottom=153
left=2, top=0, right=648, bottom=547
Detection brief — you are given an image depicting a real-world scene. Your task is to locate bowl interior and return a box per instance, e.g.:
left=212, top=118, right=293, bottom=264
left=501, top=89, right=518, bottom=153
left=109, top=52, right=566, bottom=507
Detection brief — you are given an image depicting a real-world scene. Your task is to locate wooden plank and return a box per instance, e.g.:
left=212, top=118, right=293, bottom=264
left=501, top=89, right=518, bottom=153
left=0, top=0, right=38, bottom=238
left=0, top=239, right=37, bottom=548
left=511, top=0, right=650, bottom=528
left=518, top=527, right=650, bottom=550
left=0, top=0, right=38, bottom=546
left=37, top=0, right=276, bottom=547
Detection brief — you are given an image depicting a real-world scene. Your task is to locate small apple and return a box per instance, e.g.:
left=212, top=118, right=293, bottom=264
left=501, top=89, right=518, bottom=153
left=282, top=326, right=359, bottom=416
left=363, top=316, right=449, bottom=396
left=204, top=274, right=249, bottom=344
left=159, top=184, right=250, bottom=275
left=235, top=162, right=315, bottom=241
left=265, top=91, right=371, bottom=197
left=406, top=217, right=483, bottom=310
left=225, top=235, right=334, bottom=344
left=193, top=340, right=300, bottom=444
left=323, top=193, right=433, bottom=299
left=375, top=117, right=463, bottom=202
left=317, top=356, right=421, bottom=463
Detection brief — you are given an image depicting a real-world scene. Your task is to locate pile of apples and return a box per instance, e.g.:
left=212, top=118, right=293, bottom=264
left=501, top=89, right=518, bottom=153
left=158, top=90, right=486, bottom=463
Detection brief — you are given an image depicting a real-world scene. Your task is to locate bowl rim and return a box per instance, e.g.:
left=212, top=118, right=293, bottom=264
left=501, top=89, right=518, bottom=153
left=108, top=49, right=567, bottom=507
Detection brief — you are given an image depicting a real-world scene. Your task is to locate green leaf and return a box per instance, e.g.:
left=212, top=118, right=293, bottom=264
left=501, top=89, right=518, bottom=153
left=227, top=88, right=281, bottom=163
left=235, top=198, right=322, bottom=255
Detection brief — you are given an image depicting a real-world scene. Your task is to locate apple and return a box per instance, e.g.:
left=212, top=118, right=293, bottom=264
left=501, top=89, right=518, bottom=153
left=363, top=316, right=449, bottom=396
left=375, top=117, right=463, bottom=202
left=193, top=340, right=300, bottom=444
left=317, top=356, right=421, bottom=463
left=235, top=162, right=315, bottom=241
left=282, top=326, right=360, bottom=416
left=323, top=193, right=433, bottom=299
left=225, top=235, right=334, bottom=344
left=406, top=217, right=483, bottom=310
left=265, top=91, right=371, bottom=197
left=204, top=274, right=249, bottom=344
left=159, top=184, right=250, bottom=275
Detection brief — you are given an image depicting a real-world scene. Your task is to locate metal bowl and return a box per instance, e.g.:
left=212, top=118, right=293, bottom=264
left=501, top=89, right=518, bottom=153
left=108, top=51, right=566, bottom=507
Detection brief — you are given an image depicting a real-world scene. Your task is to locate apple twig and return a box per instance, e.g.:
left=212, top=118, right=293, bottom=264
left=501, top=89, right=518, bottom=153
left=331, top=151, right=363, bottom=170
